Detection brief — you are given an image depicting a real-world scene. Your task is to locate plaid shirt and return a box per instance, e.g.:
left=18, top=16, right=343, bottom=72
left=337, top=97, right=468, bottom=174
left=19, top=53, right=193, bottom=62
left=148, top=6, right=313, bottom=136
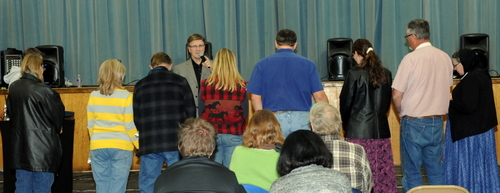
left=200, top=79, right=247, bottom=135
left=320, top=135, right=373, bottom=193
left=133, top=68, right=196, bottom=156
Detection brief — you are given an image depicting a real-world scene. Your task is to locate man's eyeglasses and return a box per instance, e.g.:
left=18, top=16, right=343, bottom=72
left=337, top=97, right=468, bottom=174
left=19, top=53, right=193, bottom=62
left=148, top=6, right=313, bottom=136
left=188, top=45, right=205, bottom=49
left=453, top=62, right=460, bottom=68
left=404, top=34, right=414, bottom=39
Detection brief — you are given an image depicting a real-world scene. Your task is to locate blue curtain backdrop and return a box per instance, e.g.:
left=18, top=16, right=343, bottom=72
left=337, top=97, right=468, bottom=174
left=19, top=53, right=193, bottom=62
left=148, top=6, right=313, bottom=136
left=1, top=0, right=499, bottom=85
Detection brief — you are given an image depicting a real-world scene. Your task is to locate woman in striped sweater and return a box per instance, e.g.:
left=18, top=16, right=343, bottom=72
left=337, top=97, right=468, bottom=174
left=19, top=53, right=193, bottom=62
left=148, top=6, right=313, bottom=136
left=87, top=59, right=139, bottom=193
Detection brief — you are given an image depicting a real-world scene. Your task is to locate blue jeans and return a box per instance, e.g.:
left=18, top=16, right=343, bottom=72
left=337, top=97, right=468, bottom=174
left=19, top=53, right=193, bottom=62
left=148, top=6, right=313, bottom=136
left=274, top=111, right=310, bottom=137
left=90, top=148, right=133, bottom=193
left=139, top=151, right=180, bottom=193
left=15, top=169, right=54, bottom=193
left=212, top=134, right=242, bottom=167
left=400, top=117, right=444, bottom=192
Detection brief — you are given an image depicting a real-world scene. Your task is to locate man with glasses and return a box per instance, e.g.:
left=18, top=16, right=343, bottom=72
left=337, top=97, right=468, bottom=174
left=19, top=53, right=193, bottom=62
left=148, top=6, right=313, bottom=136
left=173, top=34, right=213, bottom=116
left=247, top=29, right=329, bottom=137
left=392, top=19, right=453, bottom=192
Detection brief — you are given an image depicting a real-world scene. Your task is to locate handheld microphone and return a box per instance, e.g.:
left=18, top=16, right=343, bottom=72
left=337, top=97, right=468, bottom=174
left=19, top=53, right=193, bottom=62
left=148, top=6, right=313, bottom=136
left=198, top=52, right=207, bottom=63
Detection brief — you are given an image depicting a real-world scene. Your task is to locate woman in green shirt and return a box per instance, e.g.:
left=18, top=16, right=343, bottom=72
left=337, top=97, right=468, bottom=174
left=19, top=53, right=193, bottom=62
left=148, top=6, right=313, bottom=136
left=229, top=109, right=285, bottom=190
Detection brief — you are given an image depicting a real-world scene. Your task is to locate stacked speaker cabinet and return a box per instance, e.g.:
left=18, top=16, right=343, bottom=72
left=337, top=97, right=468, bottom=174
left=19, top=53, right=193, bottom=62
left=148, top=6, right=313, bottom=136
left=460, top=33, right=489, bottom=69
left=36, top=45, right=65, bottom=87
left=185, top=42, right=212, bottom=60
left=327, top=38, right=353, bottom=80
left=1, top=48, right=23, bottom=86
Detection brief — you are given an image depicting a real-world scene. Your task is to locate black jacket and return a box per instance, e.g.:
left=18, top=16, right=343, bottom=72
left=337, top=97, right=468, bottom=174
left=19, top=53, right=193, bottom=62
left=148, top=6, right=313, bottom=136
left=133, top=67, right=196, bottom=156
left=449, top=69, right=497, bottom=142
left=154, top=156, right=246, bottom=193
left=7, top=74, right=65, bottom=173
left=339, top=67, right=392, bottom=139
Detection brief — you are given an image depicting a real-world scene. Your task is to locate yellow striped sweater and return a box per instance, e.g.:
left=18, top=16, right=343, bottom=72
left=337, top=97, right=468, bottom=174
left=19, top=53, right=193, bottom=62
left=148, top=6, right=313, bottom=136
left=87, top=89, right=139, bottom=151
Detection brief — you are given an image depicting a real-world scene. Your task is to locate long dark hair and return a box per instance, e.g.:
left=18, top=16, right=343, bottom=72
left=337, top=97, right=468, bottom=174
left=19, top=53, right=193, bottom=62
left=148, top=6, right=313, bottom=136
left=352, top=39, right=387, bottom=87
left=276, top=130, right=333, bottom=176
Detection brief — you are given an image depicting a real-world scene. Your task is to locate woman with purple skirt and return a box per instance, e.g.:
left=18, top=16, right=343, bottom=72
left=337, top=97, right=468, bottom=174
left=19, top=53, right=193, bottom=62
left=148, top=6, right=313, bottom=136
left=339, top=39, right=397, bottom=193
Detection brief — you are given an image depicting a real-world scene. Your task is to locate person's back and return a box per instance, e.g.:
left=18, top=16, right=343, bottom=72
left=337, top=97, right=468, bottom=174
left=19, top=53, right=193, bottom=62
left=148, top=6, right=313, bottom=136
left=392, top=19, right=453, bottom=192
left=134, top=52, right=196, bottom=193
left=154, top=156, right=243, bottom=193
left=153, top=118, right=245, bottom=193
left=340, top=67, right=392, bottom=138
left=247, top=29, right=328, bottom=137
left=339, top=39, right=394, bottom=192
left=9, top=74, right=64, bottom=172
left=87, top=59, right=138, bottom=192
left=250, top=50, right=320, bottom=112
left=7, top=54, right=65, bottom=192
left=270, top=164, right=351, bottom=193
left=394, top=45, right=452, bottom=117
left=134, top=66, right=196, bottom=156
left=229, top=109, right=284, bottom=190
left=230, top=146, right=280, bottom=190
left=322, top=136, right=372, bottom=193
left=310, top=102, right=373, bottom=193
left=270, top=130, right=351, bottom=193
left=200, top=48, right=247, bottom=167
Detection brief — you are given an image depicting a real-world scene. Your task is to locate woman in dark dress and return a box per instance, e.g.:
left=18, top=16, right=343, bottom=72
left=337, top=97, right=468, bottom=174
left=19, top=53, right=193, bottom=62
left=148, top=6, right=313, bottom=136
left=444, top=49, right=500, bottom=193
left=339, top=39, right=396, bottom=193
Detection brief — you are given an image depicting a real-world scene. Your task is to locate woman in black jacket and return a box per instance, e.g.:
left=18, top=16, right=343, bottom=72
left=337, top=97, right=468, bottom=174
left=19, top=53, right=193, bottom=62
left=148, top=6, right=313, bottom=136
left=7, top=53, right=65, bottom=193
left=444, top=49, right=499, bottom=192
left=339, top=39, right=396, bottom=193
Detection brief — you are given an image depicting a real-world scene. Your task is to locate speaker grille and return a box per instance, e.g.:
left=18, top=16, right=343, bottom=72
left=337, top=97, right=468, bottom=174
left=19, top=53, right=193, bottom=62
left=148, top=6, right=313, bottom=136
left=36, top=45, right=65, bottom=87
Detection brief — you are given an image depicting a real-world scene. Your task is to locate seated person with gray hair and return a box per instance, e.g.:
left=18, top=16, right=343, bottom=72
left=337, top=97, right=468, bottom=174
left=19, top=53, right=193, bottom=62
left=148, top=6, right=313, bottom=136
left=309, top=102, right=373, bottom=193
left=154, top=118, right=246, bottom=193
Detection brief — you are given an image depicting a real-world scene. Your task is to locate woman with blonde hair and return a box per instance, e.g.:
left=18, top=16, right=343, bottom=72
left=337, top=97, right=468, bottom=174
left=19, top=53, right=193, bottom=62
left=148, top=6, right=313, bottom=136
left=87, top=59, right=139, bottom=193
left=200, top=48, right=247, bottom=167
left=7, top=54, right=65, bottom=192
left=229, top=109, right=285, bottom=191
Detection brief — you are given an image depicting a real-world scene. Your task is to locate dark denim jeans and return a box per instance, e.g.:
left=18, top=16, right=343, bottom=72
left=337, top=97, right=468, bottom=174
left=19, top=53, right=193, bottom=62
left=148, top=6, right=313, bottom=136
left=15, top=169, right=54, bottom=193
left=400, top=117, right=444, bottom=192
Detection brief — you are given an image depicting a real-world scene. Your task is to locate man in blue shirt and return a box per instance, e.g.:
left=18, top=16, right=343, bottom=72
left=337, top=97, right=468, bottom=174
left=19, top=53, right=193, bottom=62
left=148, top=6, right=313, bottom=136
left=247, top=29, right=328, bottom=137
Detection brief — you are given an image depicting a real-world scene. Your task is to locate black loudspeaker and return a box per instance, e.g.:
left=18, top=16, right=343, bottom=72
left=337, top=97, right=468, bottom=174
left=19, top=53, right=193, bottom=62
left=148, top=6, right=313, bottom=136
left=461, top=33, right=488, bottom=54
left=460, top=33, right=489, bottom=69
left=185, top=42, right=212, bottom=61
left=36, top=45, right=65, bottom=87
left=0, top=48, right=23, bottom=86
left=327, top=38, right=353, bottom=80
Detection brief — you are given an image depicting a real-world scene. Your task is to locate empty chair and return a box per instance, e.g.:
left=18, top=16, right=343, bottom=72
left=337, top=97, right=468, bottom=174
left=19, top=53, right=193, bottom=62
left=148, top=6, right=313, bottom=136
left=407, top=185, right=469, bottom=193
left=242, top=184, right=269, bottom=193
